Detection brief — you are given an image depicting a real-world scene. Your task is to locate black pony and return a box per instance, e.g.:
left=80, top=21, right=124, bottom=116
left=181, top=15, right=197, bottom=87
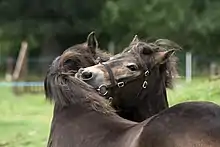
left=44, top=32, right=111, bottom=102
left=46, top=33, right=178, bottom=122
left=45, top=49, right=220, bottom=147
left=76, top=36, right=181, bottom=121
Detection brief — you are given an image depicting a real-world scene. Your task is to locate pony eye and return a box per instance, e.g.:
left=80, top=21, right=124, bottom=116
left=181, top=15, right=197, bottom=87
left=126, top=64, right=138, bottom=71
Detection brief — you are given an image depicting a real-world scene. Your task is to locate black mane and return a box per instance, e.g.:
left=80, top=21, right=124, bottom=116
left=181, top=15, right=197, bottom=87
left=124, top=39, right=179, bottom=88
left=44, top=52, right=114, bottom=114
left=44, top=33, right=112, bottom=107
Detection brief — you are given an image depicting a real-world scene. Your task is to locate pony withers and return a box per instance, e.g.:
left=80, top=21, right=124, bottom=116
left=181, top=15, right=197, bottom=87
left=76, top=36, right=181, bottom=121
left=45, top=45, right=220, bottom=147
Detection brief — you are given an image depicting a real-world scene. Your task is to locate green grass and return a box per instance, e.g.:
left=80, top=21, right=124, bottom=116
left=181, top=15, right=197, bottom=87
left=168, top=78, right=220, bottom=105
left=0, top=78, right=220, bottom=146
left=0, top=88, right=52, bottom=147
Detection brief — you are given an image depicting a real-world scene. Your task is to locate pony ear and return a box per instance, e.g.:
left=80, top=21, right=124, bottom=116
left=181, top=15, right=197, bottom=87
left=86, top=31, right=98, bottom=54
left=155, top=49, right=175, bottom=64
left=130, top=35, right=139, bottom=45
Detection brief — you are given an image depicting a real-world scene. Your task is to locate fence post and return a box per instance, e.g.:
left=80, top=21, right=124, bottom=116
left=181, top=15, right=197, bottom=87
left=5, top=56, right=14, bottom=82
left=186, top=52, right=192, bottom=83
left=108, top=41, right=115, bottom=54
left=12, top=41, right=28, bottom=95
left=12, top=41, right=28, bottom=80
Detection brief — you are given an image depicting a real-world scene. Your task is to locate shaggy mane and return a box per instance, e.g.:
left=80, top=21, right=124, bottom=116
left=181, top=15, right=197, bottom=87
left=64, top=43, right=112, bottom=63
left=44, top=55, right=115, bottom=114
left=123, top=39, right=180, bottom=88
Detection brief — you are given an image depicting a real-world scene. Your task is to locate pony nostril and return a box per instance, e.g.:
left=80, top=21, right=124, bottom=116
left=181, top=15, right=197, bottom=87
left=78, top=68, right=84, bottom=73
left=81, top=71, right=93, bottom=80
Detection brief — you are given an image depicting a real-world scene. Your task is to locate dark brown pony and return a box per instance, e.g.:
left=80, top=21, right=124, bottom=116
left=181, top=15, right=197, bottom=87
left=45, top=33, right=178, bottom=122
left=44, top=32, right=111, bottom=101
left=76, top=36, right=181, bottom=121
left=45, top=50, right=220, bottom=147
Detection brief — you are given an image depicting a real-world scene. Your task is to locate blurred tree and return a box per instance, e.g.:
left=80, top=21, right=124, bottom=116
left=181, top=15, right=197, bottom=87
left=0, top=0, right=107, bottom=50
left=101, top=0, right=220, bottom=56
left=0, top=0, right=220, bottom=72
left=0, top=0, right=107, bottom=74
left=101, top=0, right=193, bottom=52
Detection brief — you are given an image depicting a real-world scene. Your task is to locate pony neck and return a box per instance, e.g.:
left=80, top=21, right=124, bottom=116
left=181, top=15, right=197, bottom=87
left=53, top=96, right=115, bottom=118
left=48, top=102, right=138, bottom=147
left=51, top=102, right=136, bottom=130
left=114, top=71, right=168, bottom=122
left=137, top=71, right=168, bottom=119
left=144, top=78, right=167, bottom=109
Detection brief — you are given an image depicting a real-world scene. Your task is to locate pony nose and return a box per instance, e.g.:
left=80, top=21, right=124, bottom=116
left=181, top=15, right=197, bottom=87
left=81, top=71, right=93, bottom=80
left=78, top=68, right=84, bottom=73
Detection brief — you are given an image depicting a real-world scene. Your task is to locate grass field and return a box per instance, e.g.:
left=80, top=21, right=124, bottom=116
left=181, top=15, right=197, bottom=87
left=0, top=78, right=220, bottom=147
left=168, top=78, right=220, bottom=105
left=0, top=88, right=52, bottom=147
